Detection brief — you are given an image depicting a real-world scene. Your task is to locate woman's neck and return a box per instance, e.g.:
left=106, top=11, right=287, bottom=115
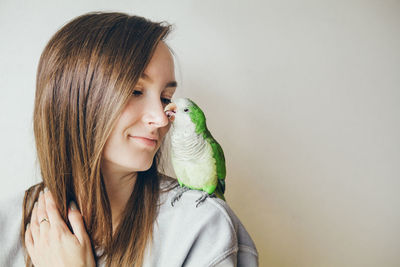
left=101, top=163, right=137, bottom=233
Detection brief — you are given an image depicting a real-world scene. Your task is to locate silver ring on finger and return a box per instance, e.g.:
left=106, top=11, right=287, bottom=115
left=40, top=217, right=50, bottom=224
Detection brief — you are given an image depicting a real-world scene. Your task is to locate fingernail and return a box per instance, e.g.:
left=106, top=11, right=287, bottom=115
left=26, top=223, right=30, bottom=230
left=44, top=187, right=49, bottom=193
left=39, top=191, right=43, bottom=197
left=34, top=201, right=38, bottom=208
left=70, top=201, right=77, bottom=211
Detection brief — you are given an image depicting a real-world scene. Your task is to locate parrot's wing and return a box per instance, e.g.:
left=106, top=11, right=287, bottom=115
left=205, top=130, right=226, bottom=187
left=214, top=141, right=226, bottom=200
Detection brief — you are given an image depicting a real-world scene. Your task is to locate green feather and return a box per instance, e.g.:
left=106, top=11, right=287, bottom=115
left=187, top=100, right=206, bottom=134
left=186, top=99, right=226, bottom=199
left=205, top=130, right=226, bottom=182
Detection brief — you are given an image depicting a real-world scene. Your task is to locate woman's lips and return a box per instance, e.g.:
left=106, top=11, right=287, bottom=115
left=129, top=136, right=157, bottom=147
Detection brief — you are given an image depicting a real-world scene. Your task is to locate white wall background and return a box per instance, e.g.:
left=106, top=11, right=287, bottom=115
left=1, top=0, right=399, bottom=266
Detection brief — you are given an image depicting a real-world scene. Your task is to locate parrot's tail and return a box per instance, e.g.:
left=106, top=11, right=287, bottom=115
left=214, top=185, right=226, bottom=201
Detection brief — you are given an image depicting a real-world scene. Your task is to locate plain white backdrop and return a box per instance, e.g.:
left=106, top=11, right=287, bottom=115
left=1, top=0, right=399, bottom=266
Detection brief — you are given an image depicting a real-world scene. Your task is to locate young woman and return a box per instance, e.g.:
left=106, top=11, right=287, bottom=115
left=0, top=11, right=258, bottom=266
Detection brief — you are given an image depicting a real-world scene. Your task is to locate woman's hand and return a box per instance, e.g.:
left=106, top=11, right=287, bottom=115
left=25, top=188, right=96, bottom=267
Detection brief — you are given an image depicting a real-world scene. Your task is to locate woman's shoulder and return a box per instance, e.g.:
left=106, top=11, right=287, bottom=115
left=0, top=189, right=26, bottom=267
left=0, top=189, right=25, bottom=236
left=153, top=174, right=259, bottom=267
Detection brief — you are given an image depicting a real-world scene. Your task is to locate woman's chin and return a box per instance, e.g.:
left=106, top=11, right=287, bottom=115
left=134, top=160, right=154, bottom=172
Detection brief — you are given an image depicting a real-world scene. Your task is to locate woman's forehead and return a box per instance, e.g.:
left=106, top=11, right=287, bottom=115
left=138, top=42, right=175, bottom=84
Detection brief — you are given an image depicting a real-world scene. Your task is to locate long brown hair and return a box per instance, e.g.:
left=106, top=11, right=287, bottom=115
left=20, top=11, right=175, bottom=266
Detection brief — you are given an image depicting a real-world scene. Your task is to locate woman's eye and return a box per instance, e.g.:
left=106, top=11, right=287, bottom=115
left=132, top=90, right=143, bottom=96
left=161, top=98, right=172, bottom=105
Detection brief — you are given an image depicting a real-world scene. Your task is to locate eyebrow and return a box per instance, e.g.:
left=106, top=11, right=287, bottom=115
left=141, top=72, right=178, bottom=88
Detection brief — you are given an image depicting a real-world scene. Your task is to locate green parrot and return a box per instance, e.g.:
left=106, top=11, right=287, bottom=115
left=164, top=98, right=226, bottom=207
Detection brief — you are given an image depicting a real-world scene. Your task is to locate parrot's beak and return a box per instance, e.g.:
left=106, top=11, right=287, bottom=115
left=164, top=102, right=177, bottom=122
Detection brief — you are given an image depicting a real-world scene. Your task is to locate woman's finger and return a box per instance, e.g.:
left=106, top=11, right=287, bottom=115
left=37, top=190, right=50, bottom=232
left=43, top=187, right=68, bottom=231
left=25, top=223, right=37, bottom=265
left=25, top=223, right=34, bottom=250
left=67, top=201, right=88, bottom=245
left=30, top=201, right=40, bottom=243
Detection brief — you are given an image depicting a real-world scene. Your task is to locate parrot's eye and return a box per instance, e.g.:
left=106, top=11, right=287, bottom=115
left=184, top=108, right=189, bottom=112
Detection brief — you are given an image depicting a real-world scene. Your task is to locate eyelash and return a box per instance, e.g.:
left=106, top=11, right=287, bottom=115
left=132, top=90, right=172, bottom=105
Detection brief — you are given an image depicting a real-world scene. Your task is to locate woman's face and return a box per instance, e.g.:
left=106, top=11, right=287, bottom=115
left=101, top=41, right=176, bottom=178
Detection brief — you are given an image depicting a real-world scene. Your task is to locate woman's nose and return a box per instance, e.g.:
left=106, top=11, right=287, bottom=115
left=142, top=99, right=170, bottom=128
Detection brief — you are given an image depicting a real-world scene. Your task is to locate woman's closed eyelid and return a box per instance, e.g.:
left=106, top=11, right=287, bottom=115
left=132, top=90, right=172, bottom=105
left=133, top=87, right=173, bottom=95
left=161, top=97, right=172, bottom=104
left=132, top=90, right=143, bottom=96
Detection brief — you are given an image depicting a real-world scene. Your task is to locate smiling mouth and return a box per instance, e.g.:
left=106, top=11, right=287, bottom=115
left=129, top=136, right=157, bottom=147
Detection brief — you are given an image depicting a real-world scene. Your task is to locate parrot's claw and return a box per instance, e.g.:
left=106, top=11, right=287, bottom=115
left=171, top=186, right=190, bottom=207
left=195, top=192, right=215, bottom=208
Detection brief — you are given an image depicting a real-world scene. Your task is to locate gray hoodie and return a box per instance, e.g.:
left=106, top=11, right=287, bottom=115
left=0, top=178, right=258, bottom=267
